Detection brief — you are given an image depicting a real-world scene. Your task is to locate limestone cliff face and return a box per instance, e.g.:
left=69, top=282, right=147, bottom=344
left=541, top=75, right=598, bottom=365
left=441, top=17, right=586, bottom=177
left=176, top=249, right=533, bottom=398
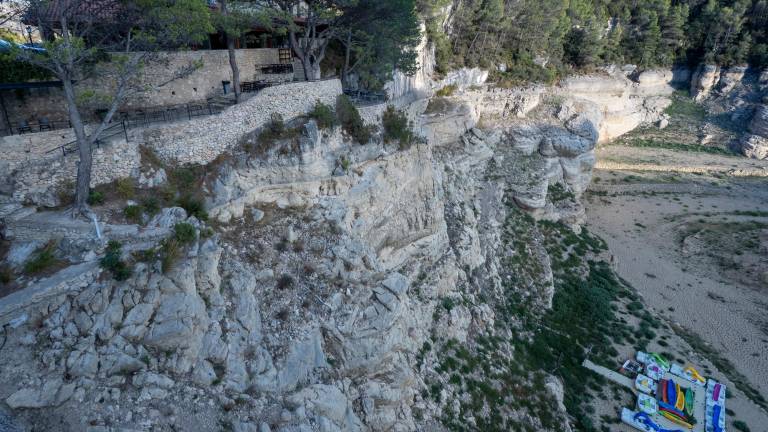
left=0, top=66, right=682, bottom=431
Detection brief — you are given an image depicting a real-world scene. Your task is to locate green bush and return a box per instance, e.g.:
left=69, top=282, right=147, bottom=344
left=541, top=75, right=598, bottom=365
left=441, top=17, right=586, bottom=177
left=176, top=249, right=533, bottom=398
left=176, top=195, right=208, bottom=221
left=309, top=100, right=335, bottom=129
left=100, top=240, right=133, bottom=281
left=255, top=113, right=303, bottom=150
left=0, top=265, right=13, bottom=284
left=115, top=178, right=135, bottom=199
left=173, top=222, right=197, bottom=244
left=56, top=181, right=75, bottom=207
left=435, top=84, right=457, bottom=97
left=335, top=95, right=373, bottom=144
left=87, top=190, right=105, bottom=205
left=23, top=241, right=60, bottom=275
left=382, top=106, right=417, bottom=150
left=123, top=205, right=143, bottom=224
left=141, top=197, right=160, bottom=216
left=159, top=239, right=181, bottom=273
left=170, top=167, right=198, bottom=194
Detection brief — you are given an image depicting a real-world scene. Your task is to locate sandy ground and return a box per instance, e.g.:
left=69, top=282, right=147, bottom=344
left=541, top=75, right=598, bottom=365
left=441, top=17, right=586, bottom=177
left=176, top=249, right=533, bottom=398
left=585, top=144, right=768, bottom=431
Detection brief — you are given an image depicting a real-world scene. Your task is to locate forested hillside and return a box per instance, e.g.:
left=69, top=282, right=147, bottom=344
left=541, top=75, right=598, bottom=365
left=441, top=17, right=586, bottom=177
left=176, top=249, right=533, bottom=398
left=418, top=0, right=768, bottom=82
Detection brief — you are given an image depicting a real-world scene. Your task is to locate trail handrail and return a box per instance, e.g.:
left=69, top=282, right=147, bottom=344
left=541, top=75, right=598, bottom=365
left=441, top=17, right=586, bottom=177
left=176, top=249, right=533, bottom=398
left=44, top=121, right=128, bottom=157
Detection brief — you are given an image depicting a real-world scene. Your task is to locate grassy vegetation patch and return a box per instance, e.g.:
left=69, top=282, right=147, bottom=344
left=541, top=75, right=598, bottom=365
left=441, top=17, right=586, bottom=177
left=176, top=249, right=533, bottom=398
left=620, top=138, right=735, bottom=156
left=308, top=100, right=335, bottom=129
left=23, top=240, right=63, bottom=275
left=100, top=240, right=133, bottom=281
left=435, top=84, right=457, bottom=97
left=336, top=94, right=375, bottom=144
left=665, top=92, right=707, bottom=120
left=548, top=183, right=576, bottom=204
left=382, top=106, right=419, bottom=150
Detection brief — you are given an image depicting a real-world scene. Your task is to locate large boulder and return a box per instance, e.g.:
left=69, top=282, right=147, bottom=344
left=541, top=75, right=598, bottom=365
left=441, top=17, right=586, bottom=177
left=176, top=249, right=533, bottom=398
left=741, top=134, right=768, bottom=160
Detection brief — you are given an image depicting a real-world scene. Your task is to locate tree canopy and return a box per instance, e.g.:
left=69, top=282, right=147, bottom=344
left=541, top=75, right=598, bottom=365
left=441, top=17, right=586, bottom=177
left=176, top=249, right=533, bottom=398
left=418, top=0, right=768, bottom=83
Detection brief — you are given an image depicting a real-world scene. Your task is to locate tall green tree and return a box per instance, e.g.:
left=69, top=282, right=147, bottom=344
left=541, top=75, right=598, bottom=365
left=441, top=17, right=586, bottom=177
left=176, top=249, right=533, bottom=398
left=266, top=0, right=356, bottom=80
left=336, top=0, right=421, bottom=89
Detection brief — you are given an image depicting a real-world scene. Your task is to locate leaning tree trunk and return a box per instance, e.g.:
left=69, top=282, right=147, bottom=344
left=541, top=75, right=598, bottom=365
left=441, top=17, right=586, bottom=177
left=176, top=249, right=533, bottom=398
left=220, top=0, right=241, bottom=103
left=227, top=36, right=241, bottom=103
left=301, top=56, right=321, bottom=81
left=342, top=30, right=352, bottom=86
left=62, top=78, right=92, bottom=215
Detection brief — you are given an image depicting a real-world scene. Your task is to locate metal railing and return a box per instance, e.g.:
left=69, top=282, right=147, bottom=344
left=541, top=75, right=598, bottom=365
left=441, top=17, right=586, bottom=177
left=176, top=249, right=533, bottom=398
left=4, top=119, right=72, bottom=136
left=240, top=80, right=275, bottom=93
left=259, top=63, right=294, bottom=75
left=44, top=121, right=128, bottom=157
left=114, top=100, right=232, bottom=129
left=343, top=88, right=388, bottom=105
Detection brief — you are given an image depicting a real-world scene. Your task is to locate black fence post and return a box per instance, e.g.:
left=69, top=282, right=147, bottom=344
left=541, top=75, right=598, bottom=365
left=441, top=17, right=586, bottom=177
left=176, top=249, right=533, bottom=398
left=122, top=120, right=128, bottom=142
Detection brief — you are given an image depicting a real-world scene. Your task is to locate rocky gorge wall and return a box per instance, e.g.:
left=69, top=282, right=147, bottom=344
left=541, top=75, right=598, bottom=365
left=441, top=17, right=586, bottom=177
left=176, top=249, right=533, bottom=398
left=0, top=63, right=687, bottom=431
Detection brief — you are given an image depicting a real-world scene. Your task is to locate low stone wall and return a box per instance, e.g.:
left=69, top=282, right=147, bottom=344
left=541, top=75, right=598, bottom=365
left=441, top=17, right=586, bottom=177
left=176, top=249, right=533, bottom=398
left=144, top=79, right=343, bottom=165
left=10, top=139, right=140, bottom=206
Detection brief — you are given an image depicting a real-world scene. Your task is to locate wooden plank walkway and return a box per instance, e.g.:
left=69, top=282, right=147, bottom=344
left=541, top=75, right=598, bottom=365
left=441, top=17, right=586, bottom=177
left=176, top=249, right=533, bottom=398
left=582, top=359, right=636, bottom=391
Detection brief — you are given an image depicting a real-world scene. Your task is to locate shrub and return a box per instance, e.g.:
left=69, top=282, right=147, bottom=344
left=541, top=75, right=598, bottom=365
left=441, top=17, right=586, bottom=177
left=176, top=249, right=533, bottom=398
left=173, top=222, right=197, bottom=244
left=309, top=100, right=335, bottom=129
left=132, top=248, right=157, bottom=263
left=382, top=106, right=417, bottom=150
left=0, top=266, right=12, bottom=284
left=340, top=156, right=351, bottom=171
left=115, top=178, right=135, bottom=199
left=335, top=95, right=372, bottom=144
left=170, top=167, right=198, bottom=193
left=435, top=84, right=457, bottom=97
left=176, top=195, right=208, bottom=221
left=100, top=240, right=132, bottom=281
left=56, top=181, right=75, bottom=207
left=87, top=190, right=105, bottom=205
left=254, top=114, right=301, bottom=152
left=123, top=205, right=143, bottom=224
left=160, top=238, right=181, bottom=273
left=23, top=240, right=60, bottom=275
left=141, top=197, right=160, bottom=216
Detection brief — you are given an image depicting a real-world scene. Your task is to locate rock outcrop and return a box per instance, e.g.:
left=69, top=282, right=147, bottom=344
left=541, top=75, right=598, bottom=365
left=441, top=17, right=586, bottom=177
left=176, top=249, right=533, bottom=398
left=741, top=104, right=768, bottom=159
left=691, top=64, right=721, bottom=101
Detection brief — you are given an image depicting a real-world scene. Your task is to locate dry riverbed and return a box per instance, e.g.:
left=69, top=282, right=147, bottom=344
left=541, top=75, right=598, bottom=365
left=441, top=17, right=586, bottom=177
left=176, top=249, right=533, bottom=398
left=585, top=143, right=768, bottom=431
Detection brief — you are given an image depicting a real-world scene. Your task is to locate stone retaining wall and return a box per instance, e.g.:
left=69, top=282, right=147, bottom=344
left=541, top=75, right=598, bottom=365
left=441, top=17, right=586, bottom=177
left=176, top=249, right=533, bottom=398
left=10, top=139, right=140, bottom=206
left=144, top=79, right=343, bottom=165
